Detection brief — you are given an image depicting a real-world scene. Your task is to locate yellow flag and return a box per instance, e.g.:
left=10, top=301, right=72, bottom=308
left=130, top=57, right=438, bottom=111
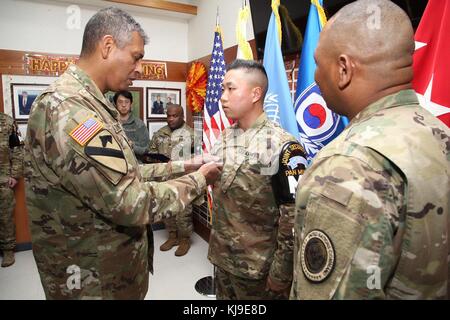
left=236, top=4, right=253, bottom=60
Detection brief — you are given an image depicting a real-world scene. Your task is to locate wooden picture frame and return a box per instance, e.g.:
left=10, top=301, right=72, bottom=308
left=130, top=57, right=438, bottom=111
left=147, top=120, right=166, bottom=139
left=16, top=121, right=28, bottom=143
left=147, top=87, right=181, bottom=119
left=11, top=83, right=48, bottom=120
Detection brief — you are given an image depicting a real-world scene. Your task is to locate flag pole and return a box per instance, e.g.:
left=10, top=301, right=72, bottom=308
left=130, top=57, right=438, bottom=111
left=216, top=6, right=219, bottom=27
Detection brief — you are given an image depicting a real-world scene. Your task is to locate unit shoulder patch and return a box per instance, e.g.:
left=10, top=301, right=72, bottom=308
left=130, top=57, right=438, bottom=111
left=301, top=229, right=335, bottom=283
left=84, top=129, right=127, bottom=174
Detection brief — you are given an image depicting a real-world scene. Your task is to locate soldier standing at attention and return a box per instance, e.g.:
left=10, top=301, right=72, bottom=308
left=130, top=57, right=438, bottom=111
left=291, top=0, right=449, bottom=300
left=24, top=7, right=221, bottom=299
left=208, top=59, right=308, bottom=299
left=149, top=104, right=195, bottom=256
left=0, top=112, right=23, bottom=267
left=113, top=90, right=149, bottom=162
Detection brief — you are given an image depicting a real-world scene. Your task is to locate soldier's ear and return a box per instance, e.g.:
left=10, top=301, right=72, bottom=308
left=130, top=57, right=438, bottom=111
left=99, top=35, right=115, bottom=60
left=337, top=54, right=353, bottom=90
left=252, top=86, right=263, bottom=104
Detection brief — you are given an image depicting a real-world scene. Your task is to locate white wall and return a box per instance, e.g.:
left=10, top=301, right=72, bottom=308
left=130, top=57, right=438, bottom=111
left=0, top=0, right=255, bottom=61
left=188, top=0, right=255, bottom=61
left=0, top=0, right=189, bottom=62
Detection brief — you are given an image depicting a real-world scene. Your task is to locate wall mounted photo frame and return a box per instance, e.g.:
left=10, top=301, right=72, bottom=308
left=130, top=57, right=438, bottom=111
left=147, top=120, right=166, bottom=139
left=104, top=87, right=144, bottom=120
left=147, top=87, right=181, bottom=119
left=11, top=83, right=48, bottom=120
left=16, top=121, right=28, bottom=143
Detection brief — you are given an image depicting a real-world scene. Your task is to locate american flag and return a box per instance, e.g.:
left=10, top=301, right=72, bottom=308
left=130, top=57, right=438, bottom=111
left=202, top=28, right=233, bottom=152
left=69, top=118, right=103, bottom=146
left=202, top=27, right=233, bottom=224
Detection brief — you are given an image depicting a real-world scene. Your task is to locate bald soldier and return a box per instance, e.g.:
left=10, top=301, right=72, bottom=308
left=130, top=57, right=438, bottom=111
left=148, top=104, right=195, bottom=257
left=24, top=7, right=221, bottom=299
left=291, top=0, right=449, bottom=300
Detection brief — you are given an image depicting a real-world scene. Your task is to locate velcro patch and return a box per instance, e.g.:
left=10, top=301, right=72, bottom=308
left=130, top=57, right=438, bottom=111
left=296, top=194, right=365, bottom=299
left=69, top=117, right=103, bottom=146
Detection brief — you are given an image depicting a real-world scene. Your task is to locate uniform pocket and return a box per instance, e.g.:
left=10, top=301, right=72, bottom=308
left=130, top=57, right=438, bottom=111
left=295, top=181, right=366, bottom=300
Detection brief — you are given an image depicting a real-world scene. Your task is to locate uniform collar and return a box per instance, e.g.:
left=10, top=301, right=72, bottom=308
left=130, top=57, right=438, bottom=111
left=351, top=89, right=419, bottom=124
left=66, top=64, right=119, bottom=119
left=232, top=112, right=268, bottom=131
left=251, top=112, right=268, bottom=129
left=170, top=122, right=188, bottom=132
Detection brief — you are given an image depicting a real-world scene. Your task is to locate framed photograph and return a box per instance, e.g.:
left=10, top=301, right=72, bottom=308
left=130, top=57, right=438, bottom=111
left=105, top=87, right=144, bottom=120
left=147, top=87, right=181, bottom=118
left=147, top=120, right=166, bottom=139
left=11, top=83, right=48, bottom=120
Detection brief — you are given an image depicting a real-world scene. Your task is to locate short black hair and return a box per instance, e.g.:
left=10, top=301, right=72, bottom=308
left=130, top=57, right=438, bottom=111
left=227, top=59, right=268, bottom=79
left=226, top=59, right=268, bottom=95
left=80, top=7, right=148, bottom=57
left=113, top=90, right=133, bottom=105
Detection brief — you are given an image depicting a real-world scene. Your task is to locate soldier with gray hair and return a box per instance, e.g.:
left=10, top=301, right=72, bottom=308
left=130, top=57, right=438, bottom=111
left=291, top=0, right=449, bottom=300
left=25, top=7, right=221, bottom=299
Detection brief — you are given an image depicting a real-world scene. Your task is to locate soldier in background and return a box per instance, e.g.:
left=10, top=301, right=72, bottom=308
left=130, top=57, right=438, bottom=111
left=0, top=112, right=23, bottom=267
left=24, top=7, right=221, bottom=299
left=291, top=0, right=449, bottom=300
left=208, top=60, right=308, bottom=299
left=149, top=104, right=195, bottom=256
left=113, top=90, right=149, bottom=162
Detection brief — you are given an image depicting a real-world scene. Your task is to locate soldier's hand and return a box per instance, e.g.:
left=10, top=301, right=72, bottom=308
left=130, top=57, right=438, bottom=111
left=184, top=154, right=221, bottom=172
left=198, top=161, right=223, bottom=185
left=8, top=177, right=18, bottom=189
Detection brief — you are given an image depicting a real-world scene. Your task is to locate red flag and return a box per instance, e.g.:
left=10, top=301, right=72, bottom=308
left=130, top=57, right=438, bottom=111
left=412, top=0, right=450, bottom=127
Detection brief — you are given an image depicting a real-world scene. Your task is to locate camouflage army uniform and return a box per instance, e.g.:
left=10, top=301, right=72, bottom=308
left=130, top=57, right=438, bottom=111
left=149, top=123, right=194, bottom=238
left=24, top=65, right=206, bottom=299
left=291, top=90, right=450, bottom=300
left=208, top=113, right=301, bottom=299
left=121, top=114, right=150, bottom=159
left=0, top=112, right=23, bottom=252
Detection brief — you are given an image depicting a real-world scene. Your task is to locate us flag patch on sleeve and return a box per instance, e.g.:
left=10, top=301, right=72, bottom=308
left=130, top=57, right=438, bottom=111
left=69, top=117, right=103, bottom=146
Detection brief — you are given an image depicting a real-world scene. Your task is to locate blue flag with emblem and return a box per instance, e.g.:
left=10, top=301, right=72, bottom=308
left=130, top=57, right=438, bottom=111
left=295, top=0, right=348, bottom=161
left=263, top=0, right=300, bottom=140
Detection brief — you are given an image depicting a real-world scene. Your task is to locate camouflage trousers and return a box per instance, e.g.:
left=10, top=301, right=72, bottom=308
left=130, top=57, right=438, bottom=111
left=163, top=204, right=193, bottom=238
left=0, top=185, right=16, bottom=251
left=215, top=267, right=287, bottom=300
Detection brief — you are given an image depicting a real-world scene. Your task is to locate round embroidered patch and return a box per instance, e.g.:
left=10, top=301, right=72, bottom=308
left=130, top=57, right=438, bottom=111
left=301, top=229, right=335, bottom=283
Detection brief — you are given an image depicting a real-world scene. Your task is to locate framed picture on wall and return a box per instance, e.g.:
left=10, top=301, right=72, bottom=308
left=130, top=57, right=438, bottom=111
left=147, top=87, right=181, bottom=118
left=11, top=83, right=48, bottom=120
left=147, top=120, right=166, bottom=139
left=104, top=87, right=144, bottom=120
left=16, top=121, right=28, bottom=143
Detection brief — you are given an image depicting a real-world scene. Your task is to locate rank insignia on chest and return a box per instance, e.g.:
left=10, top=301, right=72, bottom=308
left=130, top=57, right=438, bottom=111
left=301, top=229, right=335, bottom=283
left=69, top=117, right=103, bottom=146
